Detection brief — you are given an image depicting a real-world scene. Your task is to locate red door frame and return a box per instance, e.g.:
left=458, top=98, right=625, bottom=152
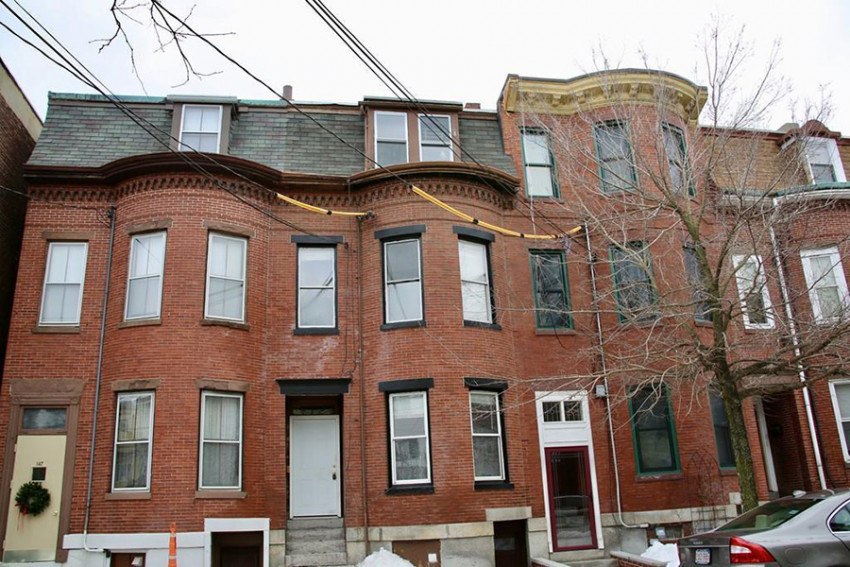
left=544, top=446, right=598, bottom=551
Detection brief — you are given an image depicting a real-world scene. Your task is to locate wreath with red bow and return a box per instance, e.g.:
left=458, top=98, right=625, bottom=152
left=14, top=482, right=51, bottom=516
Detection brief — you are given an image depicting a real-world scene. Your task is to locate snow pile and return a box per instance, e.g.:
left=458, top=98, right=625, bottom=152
left=358, top=548, right=416, bottom=567
left=641, top=540, right=680, bottom=567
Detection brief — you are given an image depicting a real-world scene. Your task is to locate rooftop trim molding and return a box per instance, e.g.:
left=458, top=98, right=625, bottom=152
left=349, top=161, right=519, bottom=194
left=501, top=69, right=708, bottom=123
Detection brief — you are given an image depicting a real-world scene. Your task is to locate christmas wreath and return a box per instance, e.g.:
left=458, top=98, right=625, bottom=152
left=14, top=482, right=50, bottom=516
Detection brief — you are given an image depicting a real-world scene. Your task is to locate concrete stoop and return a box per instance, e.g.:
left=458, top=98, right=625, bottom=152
left=286, top=517, right=349, bottom=567
left=535, top=548, right=618, bottom=567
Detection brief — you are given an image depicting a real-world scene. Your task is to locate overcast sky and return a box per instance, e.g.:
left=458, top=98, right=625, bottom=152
left=1, top=0, right=848, bottom=132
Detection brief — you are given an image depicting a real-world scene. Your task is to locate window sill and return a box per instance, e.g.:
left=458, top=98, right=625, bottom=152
left=32, top=325, right=80, bottom=334
left=719, top=467, right=738, bottom=477
left=617, top=317, right=661, bottom=329
left=635, top=472, right=682, bottom=482
left=463, top=320, right=502, bottom=331
left=535, top=328, right=576, bottom=336
left=385, top=484, right=434, bottom=496
left=105, top=491, right=151, bottom=500
left=201, top=318, right=250, bottom=331
left=693, top=320, right=713, bottom=328
left=381, top=320, right=426, bottom=331
left=523, top=195, right=562, bottom=203
left=294, top=327, right=339, bottom=336
left=474, top=480, right=514, bottom=491
left=118, top=317, right=162, bottom=329
left=195, top=490, right=246, bottom=499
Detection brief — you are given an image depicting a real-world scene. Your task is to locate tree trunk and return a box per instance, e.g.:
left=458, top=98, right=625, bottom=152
left=723, top=389, right=759, bottom=511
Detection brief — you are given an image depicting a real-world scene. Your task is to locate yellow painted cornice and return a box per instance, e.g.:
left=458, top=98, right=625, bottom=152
left=502, top=70, right=708, bottom=124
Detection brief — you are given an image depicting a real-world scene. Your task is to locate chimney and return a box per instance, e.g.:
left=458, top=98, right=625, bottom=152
left=464, top=102, right=481, bottom=110
left=283, top=85, right=293, bottom=101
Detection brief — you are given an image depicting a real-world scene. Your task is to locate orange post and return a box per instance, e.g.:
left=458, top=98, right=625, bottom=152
left=168, top=522, right=177, bottom=567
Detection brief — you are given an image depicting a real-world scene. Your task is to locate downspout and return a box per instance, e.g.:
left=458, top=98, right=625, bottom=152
left=583, top=225, right=644, bottom=529
left=83, top=206, right=116, bottom=555
left=356, top=215, right=370, bottom=553
left=768, top=198, right=827, bottom=489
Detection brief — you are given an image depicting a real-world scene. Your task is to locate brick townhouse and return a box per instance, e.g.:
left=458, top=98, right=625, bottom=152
left=0, top=69, right=849, bottom=567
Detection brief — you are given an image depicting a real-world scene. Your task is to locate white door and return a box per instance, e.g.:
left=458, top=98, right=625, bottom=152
left=4, top=434, right=66, bottom=562
left=290, top=416, right=340, bottom=517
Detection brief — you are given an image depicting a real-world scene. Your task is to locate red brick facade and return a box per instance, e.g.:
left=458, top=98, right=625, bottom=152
left=1, top=69, right=849, bottom=566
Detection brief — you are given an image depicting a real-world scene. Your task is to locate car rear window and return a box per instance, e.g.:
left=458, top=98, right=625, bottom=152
left=717, top=498, right=819, bottom=531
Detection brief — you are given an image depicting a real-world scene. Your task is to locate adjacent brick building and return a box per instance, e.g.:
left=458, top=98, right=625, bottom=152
left=0, top=57, right=41, bottom=381
left=0, top=69, right=848, bottom=567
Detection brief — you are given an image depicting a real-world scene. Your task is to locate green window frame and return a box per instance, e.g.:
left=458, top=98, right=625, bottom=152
left=530, top=250, right=572, bottom=329
left=709, top=391, right=735, bottom=469
left=661, top=123, right=694, bottom=196
left=609, top=242, right=658, bottom=323
left=593, top=120, right=637, bottom=193
left=520, top=128, right=559, bottom=198
left=629, top=385, right=680, bottom=475
left=683, top=245, right=712, bottom=323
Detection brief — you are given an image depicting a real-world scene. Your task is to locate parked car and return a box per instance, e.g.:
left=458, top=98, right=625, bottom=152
left=677, top=489, right=850, bottom=566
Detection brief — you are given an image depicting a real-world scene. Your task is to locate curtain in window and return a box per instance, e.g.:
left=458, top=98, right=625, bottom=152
left=202, top=395, right=240, bottom=487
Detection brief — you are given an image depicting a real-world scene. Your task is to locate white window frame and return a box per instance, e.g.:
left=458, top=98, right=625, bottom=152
left=179, top=104, right=223, bottom=153
left=469, top=391, right=505, bottom=481
left=418, top=114, right=453, bottom=162
left=458, top=239, right=493, bottom=324
left=521, top=129, right=557, bottom=198
left=733, top=254, right=774, bottom=330
left=388, top=391, right=431, bottom=485
left=297, top=246, right=336, bottom=329
left=801, top=247, right=850, bottom=323
left=804, top=137, right=846, bottom=184
left=828, top=380, right=850, bottom=463
left=124, top=231, right=166, bottom=320
left=112, top=391, right=155, bottom=492
left=374, top=111, right=408, bottom=166
left=204, top=233, right=247, bottom=322
left=199, top=391, right=243, bottom=490
left=383, top=238, right=423, bottom=324
left=39, top=241, right=88, bottom=326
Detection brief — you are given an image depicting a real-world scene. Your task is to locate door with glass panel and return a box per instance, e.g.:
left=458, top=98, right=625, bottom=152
left=3, top=407, right=68, bottom=562
left=545, top=447, right=597, bottom=551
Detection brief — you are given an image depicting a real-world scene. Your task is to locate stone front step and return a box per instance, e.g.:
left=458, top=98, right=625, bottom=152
left=286, top=516, right=348, bottom=567
left=285, top=551, right=348, bottom=567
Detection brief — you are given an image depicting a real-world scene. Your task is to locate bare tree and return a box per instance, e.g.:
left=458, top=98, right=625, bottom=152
left=510, top=24, right=849, bottom=511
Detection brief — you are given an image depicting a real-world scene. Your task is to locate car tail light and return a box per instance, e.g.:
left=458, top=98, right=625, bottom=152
left=730, top=536, right=775, bottom=563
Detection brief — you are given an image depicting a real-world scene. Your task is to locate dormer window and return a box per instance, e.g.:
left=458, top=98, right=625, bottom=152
left=375, top=111, right=408, bottom=166
left=179, top=105, right=223, bottom=153
left=805, top=137, right=846, bottom=184
left=418, top=115, right=453, bottom=161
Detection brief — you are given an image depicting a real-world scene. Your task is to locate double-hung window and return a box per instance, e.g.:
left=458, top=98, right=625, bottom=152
left=469, top=391, right=505, bottom=481
left=40, top=241, right=88, bottom=325
left=683, top=245, right=712, bottom=323
left=709, top=392, right=735, bottom=469
left=297, top=246, right=336, bottom=329
left=459, top=239, right=495, bottom=324
left=662, top=124, right=692, bottom=195
left=829, top=381, right=850, bottom=462
left=383, top=238, right=423, bottom=325
left=610, top=242, right=657, bottom=323
left=419, top=115, right=453, bottom=161
left=205, top=233, right=247, bottom=322
left=804, top=137, right=846, bottom=184
left=594, top=120, right=636, bottom=192
left=521, top=129, right=558, bottom=198
left=113, top=392, right=154, bottom=491
left=530, top=250, right=572, bottom=329
left=375, top=111, right=408, bottom=166
left=389, top=392, right=430, bottom=485
left=801, top=247, right=850, bottom=323
left=733, top=255, right=773, bottom=329
left=629, top=386, right=679, bottom=474
left=125, top=232, right=166, bottom=320
left=179, top=105, right=222, bottom=153
left=199, top=392, right=243, bottom=489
